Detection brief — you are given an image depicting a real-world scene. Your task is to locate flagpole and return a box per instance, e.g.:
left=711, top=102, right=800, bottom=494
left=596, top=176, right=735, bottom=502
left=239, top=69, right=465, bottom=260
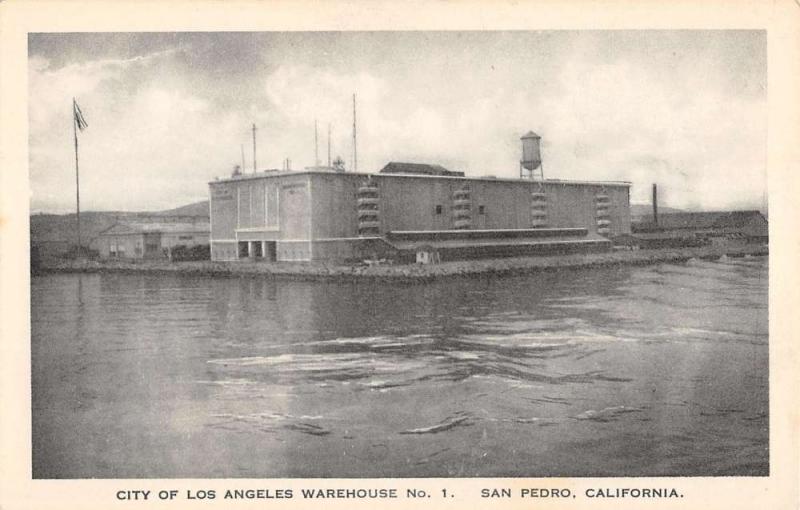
left=73, top=98, right=81, bottom=250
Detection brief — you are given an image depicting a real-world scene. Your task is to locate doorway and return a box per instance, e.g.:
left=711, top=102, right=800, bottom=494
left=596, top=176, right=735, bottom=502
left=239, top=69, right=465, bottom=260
left=263, top=241, right=277, bottom=262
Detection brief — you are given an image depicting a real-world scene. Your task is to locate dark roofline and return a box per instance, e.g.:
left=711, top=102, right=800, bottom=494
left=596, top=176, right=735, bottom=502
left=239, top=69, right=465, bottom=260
left=654, top=210, right=764, bottom=216
left=380, top=162, right=464, bottom=177
left=210, top=170, right=631, bottom=188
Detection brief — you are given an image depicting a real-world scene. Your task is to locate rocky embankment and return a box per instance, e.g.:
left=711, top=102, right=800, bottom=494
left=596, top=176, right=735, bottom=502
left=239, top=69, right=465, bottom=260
left=36, top=244, right=768, bottom=283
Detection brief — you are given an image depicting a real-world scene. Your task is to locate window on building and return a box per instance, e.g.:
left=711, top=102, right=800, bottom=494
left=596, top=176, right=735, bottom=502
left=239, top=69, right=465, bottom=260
left=435, top=205, right=443, bottom=215
left=178, top=235, right=193, bottom=240
left=478, top=205, right=485, bottom=215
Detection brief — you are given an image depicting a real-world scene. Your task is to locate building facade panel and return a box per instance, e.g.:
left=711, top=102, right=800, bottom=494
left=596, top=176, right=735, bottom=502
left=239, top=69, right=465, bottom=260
left=238, top=185, right=252, bottom=229
left=98, top=234, right=143, bottom=259
left=278, top=240, right=312, bottom=261
left=471, top=180, right=531, bottom=230
left=212, top=241, right=238, bottom=261
left=279, top=178, right=312, bottom=240
left=250, top=182, right=266, bottom=229
left=210, top=182, right=237, bottom=240
left=310, top=174, right=361, bottom=239
left=545, top=183, right=594, bottom=230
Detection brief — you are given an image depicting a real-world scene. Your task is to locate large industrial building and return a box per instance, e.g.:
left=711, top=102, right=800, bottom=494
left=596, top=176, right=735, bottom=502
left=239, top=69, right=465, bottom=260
left=209, top=132, right=632, bottom=263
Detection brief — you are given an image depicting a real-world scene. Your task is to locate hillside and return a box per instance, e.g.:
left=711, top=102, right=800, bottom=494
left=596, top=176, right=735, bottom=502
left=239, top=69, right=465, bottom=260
left=30, top=200, right=209, bottom=250
left=155, top=200, right=209, bottom=217
left=31, top=211, right=136, bottom=245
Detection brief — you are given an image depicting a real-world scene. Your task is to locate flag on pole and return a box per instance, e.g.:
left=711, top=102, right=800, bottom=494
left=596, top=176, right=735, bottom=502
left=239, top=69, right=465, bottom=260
left=73, top=99, right=88, bottom=131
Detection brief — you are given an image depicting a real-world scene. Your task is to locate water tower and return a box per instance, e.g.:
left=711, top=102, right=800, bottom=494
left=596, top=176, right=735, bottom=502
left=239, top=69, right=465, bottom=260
left=520, top=131, right=544, bottom=180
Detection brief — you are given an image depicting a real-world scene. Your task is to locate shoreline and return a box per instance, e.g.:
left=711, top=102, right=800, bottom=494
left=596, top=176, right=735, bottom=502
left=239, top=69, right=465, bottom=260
left=34, top=244, right=769, bottom=283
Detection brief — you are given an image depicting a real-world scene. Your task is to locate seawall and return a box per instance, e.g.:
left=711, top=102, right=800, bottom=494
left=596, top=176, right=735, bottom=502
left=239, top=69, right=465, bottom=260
left=35, top=244, right=768, bottom=283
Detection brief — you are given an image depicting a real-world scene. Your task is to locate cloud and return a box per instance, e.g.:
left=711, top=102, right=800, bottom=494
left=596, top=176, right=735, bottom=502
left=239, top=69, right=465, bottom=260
left=28, top=33, right=767, bottom=214
left=526, top=57, right=766, bottom=209
left=258, top=59, right=765, bottom=212
left=29, top=49, right=243, bottom=212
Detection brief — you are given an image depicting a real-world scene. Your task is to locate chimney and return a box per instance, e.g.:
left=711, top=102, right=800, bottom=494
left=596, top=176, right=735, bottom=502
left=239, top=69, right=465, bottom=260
left=652, top=183, right=659, bottom=226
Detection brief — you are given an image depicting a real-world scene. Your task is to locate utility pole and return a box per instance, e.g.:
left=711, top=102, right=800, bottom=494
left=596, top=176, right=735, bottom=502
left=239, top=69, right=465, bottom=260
left=252, top=123, right=257, bottom=173
left=240, top=144, right=245, bottom=172
left=314, top=119, right=319, bottom=166
left=352, top=93, right=357, bottom=172
left=73, top=101, right=81, bottom=249
left=72, top=98, right=88, bottom=250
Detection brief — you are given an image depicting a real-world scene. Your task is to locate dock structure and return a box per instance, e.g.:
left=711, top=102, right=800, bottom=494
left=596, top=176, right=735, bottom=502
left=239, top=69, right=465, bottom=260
left=208, top=163, right=631, bottom=263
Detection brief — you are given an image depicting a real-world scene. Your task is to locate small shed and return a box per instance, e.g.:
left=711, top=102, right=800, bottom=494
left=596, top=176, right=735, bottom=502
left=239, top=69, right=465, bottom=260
left=97, top=219, right=210, bottom=259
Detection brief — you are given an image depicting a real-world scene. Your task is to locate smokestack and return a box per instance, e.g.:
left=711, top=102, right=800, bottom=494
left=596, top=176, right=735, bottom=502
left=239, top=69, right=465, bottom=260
left=652, top=183, right=658, bottom=226
left=327, top=123, right=331, bottom=167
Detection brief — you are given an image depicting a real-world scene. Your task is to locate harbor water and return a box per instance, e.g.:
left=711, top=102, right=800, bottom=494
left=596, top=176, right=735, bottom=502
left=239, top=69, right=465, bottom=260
left=31, top=257, right=768, bottom=478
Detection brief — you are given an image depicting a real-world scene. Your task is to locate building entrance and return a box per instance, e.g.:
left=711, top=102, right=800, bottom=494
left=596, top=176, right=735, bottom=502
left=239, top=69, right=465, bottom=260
left=263, top=241, right=277, bottom=262
left=251, top=241, right=263, bottom=259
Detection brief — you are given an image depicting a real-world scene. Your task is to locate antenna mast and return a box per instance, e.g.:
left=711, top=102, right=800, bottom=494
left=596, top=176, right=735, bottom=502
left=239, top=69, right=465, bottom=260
left=251, top=123, right=257, bottom=173
left=352, top=94, right=357, bottom=172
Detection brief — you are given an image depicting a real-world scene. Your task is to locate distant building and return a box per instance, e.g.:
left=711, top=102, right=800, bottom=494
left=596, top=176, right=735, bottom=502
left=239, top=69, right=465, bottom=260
left=630, top=210, right=768, bottom=248
left=97, top=218, right=210, bottom=259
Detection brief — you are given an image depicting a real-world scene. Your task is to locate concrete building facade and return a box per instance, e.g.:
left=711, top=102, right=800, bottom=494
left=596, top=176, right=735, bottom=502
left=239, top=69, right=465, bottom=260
left=209, top=168, right=631, bottom=263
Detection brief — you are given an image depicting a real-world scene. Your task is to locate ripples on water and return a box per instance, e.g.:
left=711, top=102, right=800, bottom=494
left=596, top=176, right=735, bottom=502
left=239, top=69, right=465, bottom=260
left=31, top=257, right=768, bottom=478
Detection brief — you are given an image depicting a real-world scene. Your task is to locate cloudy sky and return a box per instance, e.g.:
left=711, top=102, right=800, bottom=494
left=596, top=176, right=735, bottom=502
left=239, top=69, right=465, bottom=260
left=29, top=31, right=766, bottom=213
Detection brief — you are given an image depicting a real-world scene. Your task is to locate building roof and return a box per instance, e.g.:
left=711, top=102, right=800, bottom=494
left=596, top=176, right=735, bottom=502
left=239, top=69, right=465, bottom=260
left=521, top=130, right=541, bottom=139
left=379, top=162, right=465, bottom=177
left=210, top=169, right=631, bottom=188
left=99, top=220, right=210, bottom=236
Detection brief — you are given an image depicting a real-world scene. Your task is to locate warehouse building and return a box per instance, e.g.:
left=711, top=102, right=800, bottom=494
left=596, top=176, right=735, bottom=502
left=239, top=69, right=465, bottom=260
left=98, top=218, right=210, bottom=259
left=208, top=133, right=632, bottom=263
left=630, top=210, right=768, bottom=249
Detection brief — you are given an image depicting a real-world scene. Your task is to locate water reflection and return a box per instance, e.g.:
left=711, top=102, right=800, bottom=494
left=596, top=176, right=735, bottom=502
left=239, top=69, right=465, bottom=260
left=31, top=258, right=768, bottom=478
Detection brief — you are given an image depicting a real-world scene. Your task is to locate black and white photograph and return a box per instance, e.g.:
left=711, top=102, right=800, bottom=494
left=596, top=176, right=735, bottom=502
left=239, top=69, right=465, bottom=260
left=23, top=29, right=774, bottom=481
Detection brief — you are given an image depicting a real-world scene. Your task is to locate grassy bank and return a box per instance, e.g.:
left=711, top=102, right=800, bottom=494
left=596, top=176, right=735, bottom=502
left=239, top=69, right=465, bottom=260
left=35, top=244, right=769, bottom=283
